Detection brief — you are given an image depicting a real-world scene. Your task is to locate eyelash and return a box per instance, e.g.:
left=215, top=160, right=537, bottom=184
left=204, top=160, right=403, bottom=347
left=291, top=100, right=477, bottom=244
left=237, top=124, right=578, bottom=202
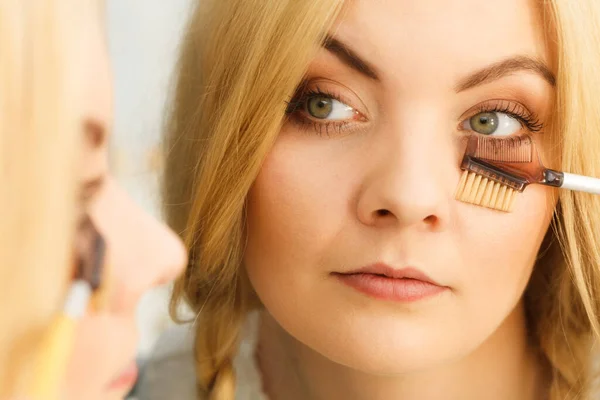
left=285, top=86, right=544, bottom=136
left=472, top=100, right=544, bottom=133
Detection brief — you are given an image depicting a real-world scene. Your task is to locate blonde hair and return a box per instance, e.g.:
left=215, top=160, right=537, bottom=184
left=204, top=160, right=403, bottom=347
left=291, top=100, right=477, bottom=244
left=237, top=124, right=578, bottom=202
left=0, top=0, right=78, bottom=396
left=525, top=1, right=600, bottom=398
left=164, top=1, right=600, bottom=399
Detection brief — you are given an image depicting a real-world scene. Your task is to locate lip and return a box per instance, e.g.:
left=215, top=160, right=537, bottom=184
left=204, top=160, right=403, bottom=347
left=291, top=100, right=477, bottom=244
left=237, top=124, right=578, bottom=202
left=107, top=360, right=138, bottom=392
left=333, top=263, right=447, bottom=302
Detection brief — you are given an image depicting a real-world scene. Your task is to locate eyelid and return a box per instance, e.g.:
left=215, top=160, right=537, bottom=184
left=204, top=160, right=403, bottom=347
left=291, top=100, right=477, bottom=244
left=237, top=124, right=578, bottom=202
left=295, top=78, right=370, bottom=119
left=459, top=99, right=534, bottom=121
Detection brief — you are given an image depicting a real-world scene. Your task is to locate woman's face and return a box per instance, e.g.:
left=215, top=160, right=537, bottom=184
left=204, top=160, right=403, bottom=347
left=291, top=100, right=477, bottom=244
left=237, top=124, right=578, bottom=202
left=63, top=1, right=186, bottom=399
left=246, top=0, right=556, bottom=374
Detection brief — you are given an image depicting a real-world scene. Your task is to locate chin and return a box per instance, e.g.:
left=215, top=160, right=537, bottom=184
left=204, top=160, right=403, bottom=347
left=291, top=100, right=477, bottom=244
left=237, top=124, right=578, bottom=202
left=284, top=306, right=471, bottom=376
left=308, top=321, right=460, bottom=375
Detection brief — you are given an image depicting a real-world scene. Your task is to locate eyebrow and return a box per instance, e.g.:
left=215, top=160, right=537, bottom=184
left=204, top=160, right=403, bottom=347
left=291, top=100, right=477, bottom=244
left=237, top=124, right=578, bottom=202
left=322, top=36, right=555, bottom=92
left=323, top=35, right=379, bottom=80
left=455, top=56, right=556, bottom=92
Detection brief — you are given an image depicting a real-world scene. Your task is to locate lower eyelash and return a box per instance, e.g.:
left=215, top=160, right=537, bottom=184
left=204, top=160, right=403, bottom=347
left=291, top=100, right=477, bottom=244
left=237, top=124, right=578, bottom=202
left=286, top=114, right=352, bottom=136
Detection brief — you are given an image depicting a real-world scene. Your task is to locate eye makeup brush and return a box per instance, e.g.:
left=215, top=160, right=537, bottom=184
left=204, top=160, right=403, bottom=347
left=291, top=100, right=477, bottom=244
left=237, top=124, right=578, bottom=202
left=29, top=216, right=106, bottom=400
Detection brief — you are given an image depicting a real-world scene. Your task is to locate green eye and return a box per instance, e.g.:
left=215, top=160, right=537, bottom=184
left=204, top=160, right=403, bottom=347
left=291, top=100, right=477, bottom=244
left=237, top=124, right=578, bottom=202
left=307, top=96, right=333, bottom=119
left=469, top=112, right=499, bottom=135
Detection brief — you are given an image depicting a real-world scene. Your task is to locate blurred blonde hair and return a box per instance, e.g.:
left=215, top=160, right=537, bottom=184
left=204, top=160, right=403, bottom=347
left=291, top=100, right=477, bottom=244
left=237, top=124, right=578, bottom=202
left=0, top=0, right=78, bottom=396
left=164, top=0, right=600, bottom=399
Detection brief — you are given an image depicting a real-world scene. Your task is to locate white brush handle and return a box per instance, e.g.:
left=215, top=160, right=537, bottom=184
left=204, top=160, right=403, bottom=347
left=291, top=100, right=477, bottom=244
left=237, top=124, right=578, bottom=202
left=63, top=280, right=92, bottom=318
left=561, top=172, right=600, bottom=194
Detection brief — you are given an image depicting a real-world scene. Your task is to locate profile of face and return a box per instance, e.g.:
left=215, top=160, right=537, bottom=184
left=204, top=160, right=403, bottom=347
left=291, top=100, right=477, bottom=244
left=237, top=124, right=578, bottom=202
left=245, top=0, right=556, bottom=376
left=62, top=1, right=186, bottom=399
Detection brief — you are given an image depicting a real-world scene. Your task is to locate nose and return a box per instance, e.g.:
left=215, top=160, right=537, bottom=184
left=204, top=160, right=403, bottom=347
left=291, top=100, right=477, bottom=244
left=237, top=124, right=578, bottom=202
left=135, top=213, right=187, bottom=291
left=92, top=180, right=187, bottom=312
left=356, top=120, right=454, bottom=232
left=139, top=213, right=188, bottom=287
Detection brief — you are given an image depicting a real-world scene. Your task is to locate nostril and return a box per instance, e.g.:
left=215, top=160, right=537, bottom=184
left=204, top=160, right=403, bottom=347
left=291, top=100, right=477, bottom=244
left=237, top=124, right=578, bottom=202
left=376, top=209, right=391, bottom=217
left=424, top=215, right=437, bottom=224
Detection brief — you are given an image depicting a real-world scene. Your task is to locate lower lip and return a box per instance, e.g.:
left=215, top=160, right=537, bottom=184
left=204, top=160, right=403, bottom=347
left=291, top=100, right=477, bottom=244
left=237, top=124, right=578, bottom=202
left=107, top=360, right=138, bottom=391
left=335, top=273, right=447, bottom=302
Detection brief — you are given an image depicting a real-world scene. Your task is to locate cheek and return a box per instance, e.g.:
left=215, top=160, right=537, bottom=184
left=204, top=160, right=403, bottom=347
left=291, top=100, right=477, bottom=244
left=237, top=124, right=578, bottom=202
left=245, top=138, right=351, bottom=285
left=457, top=184, right=555, bottom=326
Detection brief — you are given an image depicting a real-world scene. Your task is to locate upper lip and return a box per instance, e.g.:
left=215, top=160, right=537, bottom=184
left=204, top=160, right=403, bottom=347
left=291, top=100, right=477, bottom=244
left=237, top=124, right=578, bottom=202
left=339, top=263, right=443, bottom=286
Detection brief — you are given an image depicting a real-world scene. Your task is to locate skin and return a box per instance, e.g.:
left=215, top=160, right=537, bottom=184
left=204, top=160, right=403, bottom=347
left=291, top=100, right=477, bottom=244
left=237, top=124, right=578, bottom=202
left=245, top=0, right=557, bottom=399
left=61, top=1, right=186, bottom=399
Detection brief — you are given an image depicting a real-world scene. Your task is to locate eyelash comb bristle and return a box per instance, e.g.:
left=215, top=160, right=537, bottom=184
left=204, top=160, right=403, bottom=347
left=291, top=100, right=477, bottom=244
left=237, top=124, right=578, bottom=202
left=455, top=135, right=532, bottom=212
left=455, top=166, right=522, bottom=212
left=472, top=135, right=533, bottom=163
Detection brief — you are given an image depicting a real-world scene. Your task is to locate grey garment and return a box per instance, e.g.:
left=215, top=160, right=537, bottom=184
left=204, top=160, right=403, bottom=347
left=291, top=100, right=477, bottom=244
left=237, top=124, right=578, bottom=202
left=136, top=323, right=199, bottom=400
left=136, top=312, right=267, bottom=400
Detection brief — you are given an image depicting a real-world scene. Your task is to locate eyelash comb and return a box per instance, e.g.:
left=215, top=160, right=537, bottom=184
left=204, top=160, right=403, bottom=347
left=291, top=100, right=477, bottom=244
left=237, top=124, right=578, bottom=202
left=455, top=134, right=600, bottom=212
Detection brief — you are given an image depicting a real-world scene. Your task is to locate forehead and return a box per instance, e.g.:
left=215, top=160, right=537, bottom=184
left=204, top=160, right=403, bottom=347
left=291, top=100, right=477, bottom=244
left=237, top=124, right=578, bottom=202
left=334, top=0, right=552, bottom=88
